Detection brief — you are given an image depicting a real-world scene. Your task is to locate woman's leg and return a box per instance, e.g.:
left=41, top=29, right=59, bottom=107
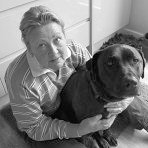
left=24, top=134, right=87, bottom=148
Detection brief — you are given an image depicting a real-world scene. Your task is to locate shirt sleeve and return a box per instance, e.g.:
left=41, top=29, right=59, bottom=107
left=67, top=40, right=92, bottom=68
left=5, top=68, right=69, bottom=141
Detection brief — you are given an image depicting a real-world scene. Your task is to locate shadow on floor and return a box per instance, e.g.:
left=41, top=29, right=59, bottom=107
left=0, top=104, right=30, bottom=148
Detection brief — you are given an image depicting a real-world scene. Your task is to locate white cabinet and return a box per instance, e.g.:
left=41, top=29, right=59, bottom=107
left=66, top=21, right=89, bottom=47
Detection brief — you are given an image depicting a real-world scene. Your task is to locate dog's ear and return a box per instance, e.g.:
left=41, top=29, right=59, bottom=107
left=86, top=58, right=92, bottom=71
left=137, top=48, right=146, bottom=78
left=86, top=50, right=104, bottom=81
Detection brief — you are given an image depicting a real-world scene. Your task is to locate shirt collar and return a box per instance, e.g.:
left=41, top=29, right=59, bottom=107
left=26, top=48, right=71, bottom=77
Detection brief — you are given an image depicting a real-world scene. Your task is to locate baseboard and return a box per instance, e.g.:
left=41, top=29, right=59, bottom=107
left=93, top=27, right=145, bottom=54
left=118, top=28, right=144, bottom=38
left=93, top=32, right=116, bottom=54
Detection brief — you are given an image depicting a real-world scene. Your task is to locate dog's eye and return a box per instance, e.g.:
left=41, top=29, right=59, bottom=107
left=106, top=57, right=117, bottom=67
left=133, top=58, right=139, bottom=63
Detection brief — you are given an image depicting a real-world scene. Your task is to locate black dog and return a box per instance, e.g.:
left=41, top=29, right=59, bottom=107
left=52, top=44, right=146, bottom=148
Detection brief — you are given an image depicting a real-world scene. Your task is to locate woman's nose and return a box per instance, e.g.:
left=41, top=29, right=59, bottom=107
left=48, top=44, right=58, bottom=55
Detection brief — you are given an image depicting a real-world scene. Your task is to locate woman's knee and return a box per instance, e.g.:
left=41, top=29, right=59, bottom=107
left=30, top=139, right=87, bottom=148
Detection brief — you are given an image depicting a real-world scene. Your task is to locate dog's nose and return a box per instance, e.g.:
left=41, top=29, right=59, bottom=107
left=124, top=78, right=138, bottom=89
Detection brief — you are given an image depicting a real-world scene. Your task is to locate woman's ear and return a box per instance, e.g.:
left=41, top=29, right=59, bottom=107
left=86, top=49, right=103, bottom=81
left=26, top=42, right=34, bottom=56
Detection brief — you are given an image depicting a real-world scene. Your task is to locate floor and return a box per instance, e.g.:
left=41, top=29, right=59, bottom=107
left=117, top=128, right=148, bottom=148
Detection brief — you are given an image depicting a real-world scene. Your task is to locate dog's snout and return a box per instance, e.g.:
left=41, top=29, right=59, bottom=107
left=124, top=77, right=138, bottom=89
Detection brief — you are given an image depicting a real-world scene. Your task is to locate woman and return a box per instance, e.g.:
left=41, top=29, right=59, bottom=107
left=5, top=5, right=133, bottom=148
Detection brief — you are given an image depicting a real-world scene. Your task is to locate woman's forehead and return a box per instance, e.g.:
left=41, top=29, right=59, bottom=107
left=27, top=23, right=63, bottom=42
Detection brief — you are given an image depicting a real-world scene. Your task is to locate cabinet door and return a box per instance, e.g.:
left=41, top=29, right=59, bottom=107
left=92, top=0, right=132, bottom=49
left=66, top=21, right=89, bottom=48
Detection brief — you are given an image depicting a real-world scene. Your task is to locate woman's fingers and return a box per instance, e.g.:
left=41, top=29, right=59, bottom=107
left=100, top=115, right=116, bottom=130
left=107, top=107, right=123, bottom=114
left=104, top=102, right=120, bottom=108
left=89, top=114, right=103, bottom=125
left=104, top=97, right=134, bottom=115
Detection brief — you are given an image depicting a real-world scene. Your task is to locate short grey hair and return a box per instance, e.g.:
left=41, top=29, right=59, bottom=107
left=20, top=5, right=65, bottom=46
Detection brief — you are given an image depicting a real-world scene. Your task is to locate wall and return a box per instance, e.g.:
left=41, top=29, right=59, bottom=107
left=126, top=0, right=148, bottom=36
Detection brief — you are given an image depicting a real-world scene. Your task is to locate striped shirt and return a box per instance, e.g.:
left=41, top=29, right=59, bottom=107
left=5, top=40, right=91, bottom=141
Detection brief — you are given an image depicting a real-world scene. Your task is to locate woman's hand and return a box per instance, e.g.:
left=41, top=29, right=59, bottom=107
left=78, top=114, right=116, bottom=136
left=104, top=97, right=134, bottom=117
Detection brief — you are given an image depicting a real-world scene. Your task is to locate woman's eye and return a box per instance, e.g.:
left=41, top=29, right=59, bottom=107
left=54, top=37, right=62, bottom=44
left=39, top=43, right=46, bottom=48
left=38, top=43, right=47, bottom=54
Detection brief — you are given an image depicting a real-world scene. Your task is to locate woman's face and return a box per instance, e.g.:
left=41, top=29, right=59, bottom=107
left=27, top=22, right=69, bottom=71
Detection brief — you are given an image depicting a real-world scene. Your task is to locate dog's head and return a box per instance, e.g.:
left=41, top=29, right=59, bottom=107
left=87, top=44, right=146, bottom=100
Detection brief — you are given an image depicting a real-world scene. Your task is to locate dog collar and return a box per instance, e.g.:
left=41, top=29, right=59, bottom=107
left=86, top=71, right=110, bottom=103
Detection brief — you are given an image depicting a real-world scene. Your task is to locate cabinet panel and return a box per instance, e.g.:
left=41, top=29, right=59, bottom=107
left=66, top=21, right=89, bottom=48
left=93, top=0, right=132, bottom=46
left=44, top=0, right=89, bottom=28
left=0, top=15, right=23, bottom=59
left=0, top=0, right=36, bottom=12
left=0, top=0, right=89, bottom=59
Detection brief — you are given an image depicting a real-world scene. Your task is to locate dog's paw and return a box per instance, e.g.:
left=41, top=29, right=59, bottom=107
left=94, top=136, right=110, bottom=148
left=81, top=135, right=100, bottom=148
left=104, top=135, right=117, bottom=147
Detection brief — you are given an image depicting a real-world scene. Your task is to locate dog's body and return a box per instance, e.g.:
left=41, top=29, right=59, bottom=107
left=53, top=44, right=146, bottom=148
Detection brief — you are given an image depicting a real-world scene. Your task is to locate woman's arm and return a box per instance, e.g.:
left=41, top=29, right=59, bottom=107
left=67, top=40, right=92, bottom=67
left=5, top=77, right=83, bottom=141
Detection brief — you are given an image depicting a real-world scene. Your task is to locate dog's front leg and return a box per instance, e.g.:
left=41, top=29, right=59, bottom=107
left=78, top=134, right=100, bottom=148
left=102, top=129, right=118, bottom=147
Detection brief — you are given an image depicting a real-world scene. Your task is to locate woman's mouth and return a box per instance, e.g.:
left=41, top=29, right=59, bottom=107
left=50, top=56, right=61, bottom=62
